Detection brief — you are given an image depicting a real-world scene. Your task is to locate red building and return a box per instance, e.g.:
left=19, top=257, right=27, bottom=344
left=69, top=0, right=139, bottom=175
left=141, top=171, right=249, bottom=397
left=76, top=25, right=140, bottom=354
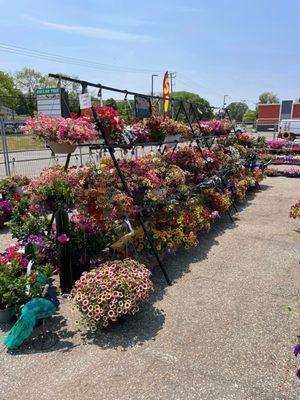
left=257, top=100, right=300, bottom=131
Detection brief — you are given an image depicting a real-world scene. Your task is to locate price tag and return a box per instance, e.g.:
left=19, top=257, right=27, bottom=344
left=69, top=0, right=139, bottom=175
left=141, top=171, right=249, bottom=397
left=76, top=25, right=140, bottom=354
left=125, top=218, right=134, bottom=232
left=79, top=93, right=92, bottom=110
left=122, top=133, right=131, bottom=145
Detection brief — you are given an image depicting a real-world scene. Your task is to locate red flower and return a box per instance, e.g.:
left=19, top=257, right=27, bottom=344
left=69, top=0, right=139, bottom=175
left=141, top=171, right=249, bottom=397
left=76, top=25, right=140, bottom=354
left=13, top=192, right=21, bottom=201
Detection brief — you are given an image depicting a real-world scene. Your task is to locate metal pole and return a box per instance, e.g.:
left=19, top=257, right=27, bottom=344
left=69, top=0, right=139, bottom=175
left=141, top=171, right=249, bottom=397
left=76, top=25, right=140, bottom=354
left=151, top=74, right=158, bottom=97
left=91, top=106, right=171, bottom=286
left=0, top=117, right=11, bottom=176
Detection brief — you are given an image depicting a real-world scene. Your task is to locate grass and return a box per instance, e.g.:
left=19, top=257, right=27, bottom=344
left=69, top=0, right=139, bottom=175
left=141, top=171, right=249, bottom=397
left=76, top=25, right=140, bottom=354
left=0, top=134, right=45, bottom=152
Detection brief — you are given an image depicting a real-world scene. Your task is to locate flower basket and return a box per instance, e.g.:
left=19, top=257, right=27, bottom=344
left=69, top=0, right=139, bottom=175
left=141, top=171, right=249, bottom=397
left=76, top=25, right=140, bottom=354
left=47, top=142, right=77, bottom=154
left=0, top=306, right=15, bottom=323
left=70, top=258, right=153, bottom=331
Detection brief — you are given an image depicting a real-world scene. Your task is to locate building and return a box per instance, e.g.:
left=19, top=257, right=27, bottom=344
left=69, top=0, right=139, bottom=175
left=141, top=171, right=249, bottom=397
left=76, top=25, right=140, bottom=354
left=257, top=100, right=300, bottom=132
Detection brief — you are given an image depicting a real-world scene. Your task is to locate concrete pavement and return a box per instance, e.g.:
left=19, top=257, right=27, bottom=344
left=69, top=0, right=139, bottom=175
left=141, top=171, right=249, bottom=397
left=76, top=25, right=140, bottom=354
left=0, top=177, right=300, bottom=399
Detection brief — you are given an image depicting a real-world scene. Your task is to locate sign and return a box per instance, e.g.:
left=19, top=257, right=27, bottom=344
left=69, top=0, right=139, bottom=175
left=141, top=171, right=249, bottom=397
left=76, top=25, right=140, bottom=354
left=134, top=95, right=151, bottom=119
left=163, top=71, right=170, bottom=117
left=36, top=88, right=62, bottom=118
left=36, top=88, right=60, bottom=95
left=36, top=87, right=70, bottom=118
left=79, top=93, right=92, bottom=110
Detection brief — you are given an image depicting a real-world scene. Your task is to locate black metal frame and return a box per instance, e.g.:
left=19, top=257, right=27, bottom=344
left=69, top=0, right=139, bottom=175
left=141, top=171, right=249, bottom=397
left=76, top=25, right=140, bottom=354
left=48, top=73, right=237, bottom=285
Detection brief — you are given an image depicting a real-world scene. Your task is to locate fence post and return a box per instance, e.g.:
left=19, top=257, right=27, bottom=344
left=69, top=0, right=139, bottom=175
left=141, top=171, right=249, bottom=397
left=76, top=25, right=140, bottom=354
left=0, top=117, right=11, bottom=176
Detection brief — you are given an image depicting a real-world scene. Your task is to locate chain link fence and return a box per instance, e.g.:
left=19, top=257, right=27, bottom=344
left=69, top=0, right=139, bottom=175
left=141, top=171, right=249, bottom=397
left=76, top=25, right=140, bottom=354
left=0, top=117, right=103, bottom=178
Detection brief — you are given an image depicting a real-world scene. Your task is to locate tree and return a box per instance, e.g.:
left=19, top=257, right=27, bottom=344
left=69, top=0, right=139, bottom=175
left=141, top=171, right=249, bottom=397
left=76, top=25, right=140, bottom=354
left=105, top=98, right=118, bottom=109
left=171, top=91, right=213, bottom=121
left=243, top=110, right=257, bottom=124
left=0, top=71, right=24, bottom=111
left=226, top=102, right=248, bottom=122
left=258, top=92, right=280, bottom=104
left=14, top=68, right=48, bottom=95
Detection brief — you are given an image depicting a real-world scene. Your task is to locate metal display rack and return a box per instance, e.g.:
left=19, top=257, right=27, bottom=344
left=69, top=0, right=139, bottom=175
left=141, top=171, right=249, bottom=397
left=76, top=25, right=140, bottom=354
left=49, top=74, right=238, bottom=285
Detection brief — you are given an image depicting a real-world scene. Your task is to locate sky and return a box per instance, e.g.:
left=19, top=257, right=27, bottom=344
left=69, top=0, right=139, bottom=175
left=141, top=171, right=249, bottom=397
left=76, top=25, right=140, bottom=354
left=0, top=0, right=299, bottom=108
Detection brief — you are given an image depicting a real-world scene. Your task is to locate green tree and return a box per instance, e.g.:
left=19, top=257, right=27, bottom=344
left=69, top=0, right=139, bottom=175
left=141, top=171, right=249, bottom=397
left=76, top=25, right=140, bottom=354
left=226, top=102, right=249, bottom=122
left=243, top=110, right=257, bottom=124
left=258, top=92, right=280, bottom=104
left=14, top=69, right=81, bottom=114
left=105, top=98, right=118, bottom=109
left=14, top=68, right=48, bottom=95
left=171, top=91, right=213, bottom=121
left=0, top=71, right=23, bottom=110
left=116, top=99, right=135, bottom=122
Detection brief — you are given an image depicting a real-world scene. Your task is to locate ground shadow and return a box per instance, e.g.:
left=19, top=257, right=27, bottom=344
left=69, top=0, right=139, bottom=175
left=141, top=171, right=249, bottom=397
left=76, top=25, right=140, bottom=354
left=81, top=302, right=165, bottom=350
left=4, top=314, right=79, bottom=355
left=150, top=184, right=271, bottom=298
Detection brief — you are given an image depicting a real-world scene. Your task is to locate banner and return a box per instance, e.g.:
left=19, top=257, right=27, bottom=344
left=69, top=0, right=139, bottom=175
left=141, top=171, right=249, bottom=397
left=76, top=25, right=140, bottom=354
left=163, top=71, right=170, bottom=117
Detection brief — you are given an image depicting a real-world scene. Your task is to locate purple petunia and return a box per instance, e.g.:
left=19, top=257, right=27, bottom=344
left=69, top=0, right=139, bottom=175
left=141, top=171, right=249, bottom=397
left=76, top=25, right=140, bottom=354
left=294, top=343, right=300, bottom=357
left=0, top=200, right=13, bottom=216
left=296, top=369, right=300, bottom=379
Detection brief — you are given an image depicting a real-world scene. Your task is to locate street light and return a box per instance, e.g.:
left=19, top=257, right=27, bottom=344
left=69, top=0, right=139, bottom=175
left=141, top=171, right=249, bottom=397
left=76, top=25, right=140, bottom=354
left=151, top=74, right=158, bottom=97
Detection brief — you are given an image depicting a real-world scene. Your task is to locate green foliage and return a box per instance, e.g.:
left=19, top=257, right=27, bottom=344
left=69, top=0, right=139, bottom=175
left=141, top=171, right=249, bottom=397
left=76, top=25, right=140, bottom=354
left=258, top=92, right=280, bottom=104
left=9, top=196, right=48, bottom=240
left=243, top=110, right=257, bottom=124
left=226, top=102, right=248, bottom=122
left=0, top=71, right=23, bottom=110
left=24, top=242, right=39, bottom=258
left=9, top=213, right=48, bottom=241
left=171, top=91, right=213, bottom=121
left=105, top=98, right=118, bottom=109
left=32, top=177, right=75, bottom=211
left=115, top=99, right=135, bottom=122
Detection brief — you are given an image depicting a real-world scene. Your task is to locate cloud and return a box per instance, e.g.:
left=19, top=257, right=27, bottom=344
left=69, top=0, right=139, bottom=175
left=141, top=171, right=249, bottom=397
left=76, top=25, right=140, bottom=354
left=24, top=15, right=153, bottom=42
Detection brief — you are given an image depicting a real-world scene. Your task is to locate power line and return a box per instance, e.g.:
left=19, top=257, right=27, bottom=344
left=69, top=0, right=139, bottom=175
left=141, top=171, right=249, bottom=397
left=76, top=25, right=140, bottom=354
left=0, top=42, right=164, bottom=75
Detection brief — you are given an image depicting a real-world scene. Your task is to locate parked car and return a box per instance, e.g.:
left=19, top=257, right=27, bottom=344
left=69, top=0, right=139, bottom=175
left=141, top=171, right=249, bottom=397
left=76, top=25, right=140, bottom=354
left=235, top=123, right=246, bottom=134
left=278, top=119, right=300, bottom=140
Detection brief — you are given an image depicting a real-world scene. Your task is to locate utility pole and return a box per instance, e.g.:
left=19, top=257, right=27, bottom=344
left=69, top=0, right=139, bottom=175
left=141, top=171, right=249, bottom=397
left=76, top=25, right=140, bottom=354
left=151, top=74, right=158, bottom=97
left=169, top=72, right=176, bottom=118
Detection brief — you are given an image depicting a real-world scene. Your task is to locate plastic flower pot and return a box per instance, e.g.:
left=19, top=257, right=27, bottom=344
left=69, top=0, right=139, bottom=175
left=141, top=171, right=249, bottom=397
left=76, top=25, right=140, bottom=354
left=47, top=142, right=77, bottom=154
left=0, top=211, right=5, bottom=229
left=132, top=188, right=146, bottom=205
left=0, top=306, right=15, bottom=323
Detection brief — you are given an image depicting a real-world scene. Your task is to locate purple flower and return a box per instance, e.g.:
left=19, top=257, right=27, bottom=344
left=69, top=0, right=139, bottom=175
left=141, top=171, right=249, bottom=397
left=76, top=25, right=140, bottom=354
left=0, top=200, right=13, bottom=216
left=20, top=258, right=29, bottom=269
left=296, top=369, right=300, bottom=379
left=294, top=343, right=300, bottom=356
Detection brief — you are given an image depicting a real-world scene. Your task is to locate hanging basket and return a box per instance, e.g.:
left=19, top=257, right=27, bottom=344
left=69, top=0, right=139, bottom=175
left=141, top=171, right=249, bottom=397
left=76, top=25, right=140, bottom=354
left=47, top=142, right=77, bottom=154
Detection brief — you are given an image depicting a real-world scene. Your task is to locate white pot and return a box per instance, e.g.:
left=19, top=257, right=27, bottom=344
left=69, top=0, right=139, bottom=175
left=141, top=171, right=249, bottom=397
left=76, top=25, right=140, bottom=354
left=47, top=142, right=77, bottom=154
left=164, top=134, right=181, bottom=143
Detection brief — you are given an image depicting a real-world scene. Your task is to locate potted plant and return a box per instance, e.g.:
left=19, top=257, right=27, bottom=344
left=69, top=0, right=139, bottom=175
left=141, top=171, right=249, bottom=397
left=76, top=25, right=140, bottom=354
left=69, top=258, right=153, bottom=331
left=82, top=105, right=123, bottom=144
left=0, top=200, right=13, bottom=221
left=0, top=242, right=54, bottom=322
left=23, top=113, right=98, bottom=154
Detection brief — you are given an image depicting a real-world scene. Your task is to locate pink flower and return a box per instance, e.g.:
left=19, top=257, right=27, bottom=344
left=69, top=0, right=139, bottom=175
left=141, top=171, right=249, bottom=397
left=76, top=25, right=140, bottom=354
left=57, top=234, right=70, bottom=244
